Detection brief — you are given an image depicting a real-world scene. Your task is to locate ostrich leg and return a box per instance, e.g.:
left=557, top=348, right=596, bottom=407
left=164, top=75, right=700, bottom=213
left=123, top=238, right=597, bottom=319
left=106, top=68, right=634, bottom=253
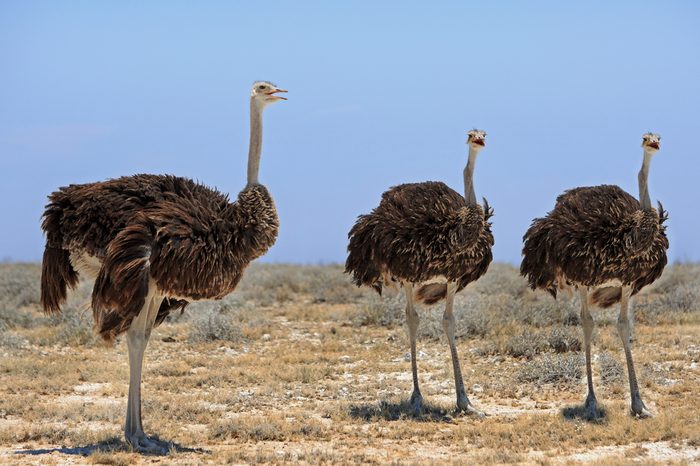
left=628, top=305, right=636, bottom=344
left=125, top=286, right=170, bottom=453
left=617, top=285, right=652, bottom=418
left=579, top=287, right=598, bottom=419
left=403, top=283, right=422, bottom=413
left=442, top=282, right=483, bottom=416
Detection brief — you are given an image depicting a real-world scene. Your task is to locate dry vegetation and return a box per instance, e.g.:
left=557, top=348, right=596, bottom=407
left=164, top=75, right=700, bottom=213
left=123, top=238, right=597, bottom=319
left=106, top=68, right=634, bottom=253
left=1, top=261, right=699, bottom=465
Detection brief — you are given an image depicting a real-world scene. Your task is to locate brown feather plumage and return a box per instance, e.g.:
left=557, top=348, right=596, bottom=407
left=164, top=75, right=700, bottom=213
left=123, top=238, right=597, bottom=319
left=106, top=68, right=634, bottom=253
left=520, top=185, right=668, bottom=306
left=40, top=174, right=278, bottom=340
left=345, top=182, right=494, bottom=304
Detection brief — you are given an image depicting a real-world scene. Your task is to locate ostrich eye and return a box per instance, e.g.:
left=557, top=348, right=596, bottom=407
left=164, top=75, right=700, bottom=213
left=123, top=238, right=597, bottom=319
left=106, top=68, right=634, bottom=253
left=258, top=85, right=266, bottom=90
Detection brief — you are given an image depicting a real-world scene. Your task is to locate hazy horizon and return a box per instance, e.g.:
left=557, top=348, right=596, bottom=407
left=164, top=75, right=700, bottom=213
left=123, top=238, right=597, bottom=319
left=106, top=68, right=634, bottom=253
left=2, top=2, right=699, bottom=264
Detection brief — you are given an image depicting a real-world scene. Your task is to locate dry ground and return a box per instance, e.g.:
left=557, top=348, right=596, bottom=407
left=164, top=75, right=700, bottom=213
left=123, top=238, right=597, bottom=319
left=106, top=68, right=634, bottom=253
left=1, top=263, right=699, bottom=465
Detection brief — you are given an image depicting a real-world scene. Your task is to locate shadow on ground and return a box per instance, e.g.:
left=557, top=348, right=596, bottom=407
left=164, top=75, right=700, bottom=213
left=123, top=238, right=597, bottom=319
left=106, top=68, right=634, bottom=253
left=349, top=399, right=463, bottom=423
left=15, top=437, right=207, bottom=457
left=561, top=403, right=609, bottom=424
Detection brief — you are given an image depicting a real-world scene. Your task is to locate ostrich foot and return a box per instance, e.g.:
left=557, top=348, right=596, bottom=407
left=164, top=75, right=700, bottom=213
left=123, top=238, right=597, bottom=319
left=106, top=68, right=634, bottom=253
left=456, top=396, right=485, bottom=418
left=126, top=432, right=173, bottom=455
left=584, top=393, right=600, bottom=420
left=409, top=390, right=423, bottom=415
left=631, top=399, right=653, bottom=419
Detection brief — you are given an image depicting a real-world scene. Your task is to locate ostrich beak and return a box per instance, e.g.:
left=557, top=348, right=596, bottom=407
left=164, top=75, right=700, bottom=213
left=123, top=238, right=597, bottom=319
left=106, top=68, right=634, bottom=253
left=266, top=89, right=288, bottom=101
left=472, top=138, right=485, bottom=147
left=647, top=141, right=659, bottom=150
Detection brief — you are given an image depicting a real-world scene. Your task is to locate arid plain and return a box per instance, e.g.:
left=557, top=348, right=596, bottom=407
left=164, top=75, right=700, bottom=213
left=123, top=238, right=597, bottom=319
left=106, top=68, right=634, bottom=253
left=1, top=262, right=698, bottom=465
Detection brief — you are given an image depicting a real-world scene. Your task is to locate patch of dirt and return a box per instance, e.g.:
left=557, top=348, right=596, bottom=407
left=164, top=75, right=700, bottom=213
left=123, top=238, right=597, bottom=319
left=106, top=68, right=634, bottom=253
left=553, top=441, right=700, bottom=464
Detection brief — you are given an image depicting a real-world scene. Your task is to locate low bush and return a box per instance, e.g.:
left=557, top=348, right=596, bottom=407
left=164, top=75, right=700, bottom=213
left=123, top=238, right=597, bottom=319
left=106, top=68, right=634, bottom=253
left=0, top=322, right=28, bottom=349
left=516, top=353, right=583, bottom=385
left=598, top=351, right=625, bottom=386
left=188, top=306, right=243, bottom=343
left=505, top=331, right=548, bottom=358
left=353, top=293, right=404, bottom=327
left=547, top=327, right=581, bottom=353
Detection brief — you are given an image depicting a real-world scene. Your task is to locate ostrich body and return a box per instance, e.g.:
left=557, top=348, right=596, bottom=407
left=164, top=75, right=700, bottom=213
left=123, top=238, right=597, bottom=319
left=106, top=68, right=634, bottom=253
left=346, top=130, right=493, bottom=414
left=40, top=81, right=286, bottom=452
left=520, top=133, right=668, bottom=419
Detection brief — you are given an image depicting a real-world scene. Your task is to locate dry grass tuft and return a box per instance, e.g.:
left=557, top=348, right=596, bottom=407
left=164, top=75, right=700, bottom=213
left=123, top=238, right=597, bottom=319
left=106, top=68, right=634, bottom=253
left=88, top=452, right=133, bottom=466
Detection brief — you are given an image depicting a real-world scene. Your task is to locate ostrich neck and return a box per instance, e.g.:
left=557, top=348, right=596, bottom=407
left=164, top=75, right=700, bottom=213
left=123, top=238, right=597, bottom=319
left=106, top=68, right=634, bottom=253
left=246, top=100, right=264, bottom=186
left=638, top=151, right=653, bottom=210
left=463, top=148, right=479, bottom=206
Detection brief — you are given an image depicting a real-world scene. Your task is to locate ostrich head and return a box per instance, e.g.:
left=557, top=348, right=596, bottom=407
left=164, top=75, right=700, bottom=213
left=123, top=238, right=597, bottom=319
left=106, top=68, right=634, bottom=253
left=251, top=81, right=287, bottom=107
left=467, top=130, right=486, bottom=150
left=641, top=133, right=661, bottom=154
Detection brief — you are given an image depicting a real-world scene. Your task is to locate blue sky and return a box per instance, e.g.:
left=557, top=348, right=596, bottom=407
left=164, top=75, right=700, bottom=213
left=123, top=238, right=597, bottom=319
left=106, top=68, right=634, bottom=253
left=1, top=1, right=698, bottom=264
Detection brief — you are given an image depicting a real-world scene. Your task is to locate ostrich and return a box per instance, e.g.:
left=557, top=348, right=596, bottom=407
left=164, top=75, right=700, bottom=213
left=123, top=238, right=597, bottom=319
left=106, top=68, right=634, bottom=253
left=520, top=133, right=668, bottom=419
left=40, top=81, right=286, bottom=453
left=345, top=130, right=493, bottom=415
